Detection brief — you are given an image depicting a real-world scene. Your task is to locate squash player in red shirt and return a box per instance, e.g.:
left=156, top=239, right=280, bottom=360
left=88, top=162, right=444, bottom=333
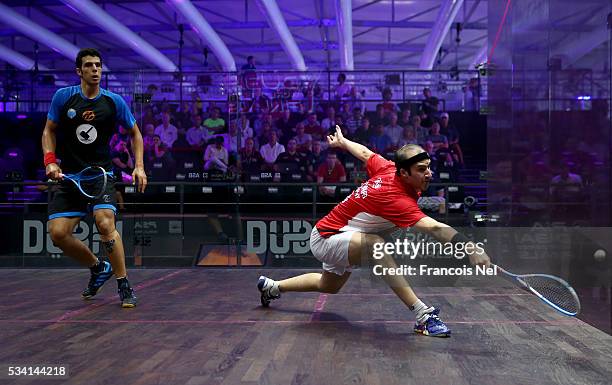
left=258, top=126, right=490, bottom=337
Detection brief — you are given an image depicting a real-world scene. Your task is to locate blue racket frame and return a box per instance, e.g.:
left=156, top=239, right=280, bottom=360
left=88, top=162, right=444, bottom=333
left=59, top=166, right=113, bottom=199
left=492, top=264, right=580, bottom=316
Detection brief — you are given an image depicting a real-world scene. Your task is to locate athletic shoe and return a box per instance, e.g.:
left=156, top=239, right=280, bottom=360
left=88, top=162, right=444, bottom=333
left=81, top=260, right=113, bottom=299
left=257, top=275, right=280, bottom=307
left=413, top=308, right=451, bottom=337
left=118, top=279, right=137, bottom=308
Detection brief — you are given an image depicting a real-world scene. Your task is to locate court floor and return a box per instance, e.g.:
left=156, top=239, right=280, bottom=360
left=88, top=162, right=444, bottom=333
left=0, top=268, right=610, bottom=385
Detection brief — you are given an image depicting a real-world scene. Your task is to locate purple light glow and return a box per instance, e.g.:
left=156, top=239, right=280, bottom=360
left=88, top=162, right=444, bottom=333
left=8, top=152, right=18, bottom=157
left=16, top=114, right=27, bottom=119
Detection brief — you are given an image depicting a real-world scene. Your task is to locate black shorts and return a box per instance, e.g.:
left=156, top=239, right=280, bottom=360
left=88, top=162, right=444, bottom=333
left=48, top=180, right=117, bottom=220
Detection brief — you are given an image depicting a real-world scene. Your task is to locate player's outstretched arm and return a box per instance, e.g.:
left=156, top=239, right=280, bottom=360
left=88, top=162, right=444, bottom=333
left=326, top=125, right=374, bottom=164
left=413, top=216, right=491, bottom=267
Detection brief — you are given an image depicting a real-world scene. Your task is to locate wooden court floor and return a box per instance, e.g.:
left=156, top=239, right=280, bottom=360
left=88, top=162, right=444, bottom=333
left=0, top=269, right=610, bottom=385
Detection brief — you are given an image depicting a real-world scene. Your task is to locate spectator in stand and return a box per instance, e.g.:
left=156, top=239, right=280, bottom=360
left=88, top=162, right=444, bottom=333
left=398, top=108, right=412, bottom=128
left=276, top=109, right=294, bottom=144
left=370, top=103, right=387, bottom=128
left=226, top=120, right=243, bottom=154
left=238, top=137, right=263, bottom=179
left=176, top=101, right=193, bottom=130
left=257, top=122, right=273, bottom=149
left=304, top=140, right=326, bottom=181
left=439, top=112, right=464, bottom=165
left=204, top=136, right=229, bottom=173
left=290, top=102, right=306, bottom=126
left=171, top=127, right=192, bottom=167
left=293, top=122, right=312, bottom=152
left=204, top=107, right=225, bottom=134
left=142, top=123, right=156, bottom=165
left=381, top=87, right=398, bottom=114
left=426, top=121, right=448, bottom=151
left=237, top=113, right=253, bottom=141
left=141, top=106, right=157, bottom=128
left=346, top=107, right=363, bottom=136
left=110, top=125, right=131, bottom=150
left=550, top=163, right=583, bottom=201
left=242, top=55, right=256, bottom=71
left=152, top=134, right=172, bottom=163
left=398, top=126, right=418, bottom=147
left=368, top=122, right=393, bottom=154
left=317, top=151, right=347, bottom=197
left=412, top=115, right=429, bottom=145
left=186, top=114, right=211, bottom=148
left=335, top=73, right=351, bottom=99
left=348, top=86, right=365, bottom=115
left=276, top=138, right=308, bottom=179
left=304, top=112, right=324, bottom=142
left=260, top=131, right=285, bottom=167
left=385, top=112, right=404, bottom=148
left=421, top=87, right=439, bottom=127
left=254, top=112, right=273, bottom=134
left=321, top=106, right=337, bottom=132
left=154, top=111, right=178, bottom=148
left=353, top=116, right=371, bottom=144
left=111, top=139, right=134, bottom=210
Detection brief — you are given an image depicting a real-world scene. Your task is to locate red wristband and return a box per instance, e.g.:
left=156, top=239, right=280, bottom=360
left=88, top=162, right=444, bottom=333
left=44, top=152, right=57, bottom=167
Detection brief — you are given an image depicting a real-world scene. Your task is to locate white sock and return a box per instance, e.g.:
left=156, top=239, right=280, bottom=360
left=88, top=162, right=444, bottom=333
left=410, top=299, right=434, bottom=324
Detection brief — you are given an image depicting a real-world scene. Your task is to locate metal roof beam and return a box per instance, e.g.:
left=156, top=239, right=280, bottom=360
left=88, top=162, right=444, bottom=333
left=255, top=0, right=306, bottom=71
left=167, top=0, right=236, bottom=71
left=62, top=0, right=177, bottom=71
left=335, top=0, right=353, bottom=70
left=419, top=0, right=464, bottom=70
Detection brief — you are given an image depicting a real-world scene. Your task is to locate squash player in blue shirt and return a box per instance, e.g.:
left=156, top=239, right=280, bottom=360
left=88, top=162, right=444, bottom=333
left=42, top=48, right=147, bottom=308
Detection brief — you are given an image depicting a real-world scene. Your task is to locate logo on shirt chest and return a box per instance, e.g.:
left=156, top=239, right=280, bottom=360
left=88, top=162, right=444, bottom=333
left=76, top=124, right=97, bottom=144
left=82, top=110, right=96, bottom=122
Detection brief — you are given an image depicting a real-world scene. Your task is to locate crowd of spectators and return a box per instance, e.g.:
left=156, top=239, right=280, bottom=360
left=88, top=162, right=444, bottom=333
left=110, top=69, right=468, bottom=203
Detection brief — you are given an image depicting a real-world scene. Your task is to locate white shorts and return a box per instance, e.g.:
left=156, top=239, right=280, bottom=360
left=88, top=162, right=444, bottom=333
left=310, top=227, right=356, bottom=276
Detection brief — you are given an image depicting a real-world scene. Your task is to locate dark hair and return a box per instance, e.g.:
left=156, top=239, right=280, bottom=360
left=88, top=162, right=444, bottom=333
left=338, top=73, right=346, bottom=82
left=75, top=48, right=102, bottom=69
left=247, top=55, right=254, bottom=61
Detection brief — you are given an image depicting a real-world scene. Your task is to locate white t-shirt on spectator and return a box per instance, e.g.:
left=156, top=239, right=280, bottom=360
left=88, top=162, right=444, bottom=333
left=204, top=144, right=228, bottom=164
left=155, top=124, right=178, bottom=148
left=260, top=142, right=285, bottom=164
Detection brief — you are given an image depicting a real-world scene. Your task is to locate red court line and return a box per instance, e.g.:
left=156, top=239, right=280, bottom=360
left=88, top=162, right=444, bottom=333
left=0, top=319, right=581, bottom=326
left=52, top=270, right=186, bottom=322
left=310, top=293, right=329, bottom=322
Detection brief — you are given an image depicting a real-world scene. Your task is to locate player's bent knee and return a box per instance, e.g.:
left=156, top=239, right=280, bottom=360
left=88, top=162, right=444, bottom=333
left=95, top=216, right=116, bottom=236
left=48, top=225, right=71, bottom=245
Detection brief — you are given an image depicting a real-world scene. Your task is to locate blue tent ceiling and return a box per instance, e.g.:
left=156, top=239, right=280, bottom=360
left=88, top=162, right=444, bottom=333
left=0, top=0, right=607, bottom=72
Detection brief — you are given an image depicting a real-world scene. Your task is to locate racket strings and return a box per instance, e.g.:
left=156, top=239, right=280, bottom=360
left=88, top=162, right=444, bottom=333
left=521, top=275, right=580, bottom=314
left=78, top=168, right=107, bottom=198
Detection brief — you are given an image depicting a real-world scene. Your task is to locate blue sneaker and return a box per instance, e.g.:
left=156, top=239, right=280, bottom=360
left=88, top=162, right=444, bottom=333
left=414, top=308, right=451, bottom=337
left=257, top=276, right=280, bottom=307
left=81, top=260, right=113, bottom=299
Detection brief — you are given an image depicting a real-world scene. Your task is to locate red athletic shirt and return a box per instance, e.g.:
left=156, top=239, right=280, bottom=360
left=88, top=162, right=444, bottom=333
left=316, top=154, right=426, bottom=237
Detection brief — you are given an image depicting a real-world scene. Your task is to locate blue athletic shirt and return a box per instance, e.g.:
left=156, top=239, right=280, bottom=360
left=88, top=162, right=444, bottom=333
left=47, top=85, right=136, bottom=173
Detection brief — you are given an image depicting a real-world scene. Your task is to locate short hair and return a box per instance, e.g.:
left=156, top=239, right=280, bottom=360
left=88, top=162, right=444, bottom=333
left=76, top=48, right=102, bottom=69
left=215, top=136, right=224, bottom=144
left=247, top=55, right=254, bottom=61
left=395, top=144, right=425, bottom=175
